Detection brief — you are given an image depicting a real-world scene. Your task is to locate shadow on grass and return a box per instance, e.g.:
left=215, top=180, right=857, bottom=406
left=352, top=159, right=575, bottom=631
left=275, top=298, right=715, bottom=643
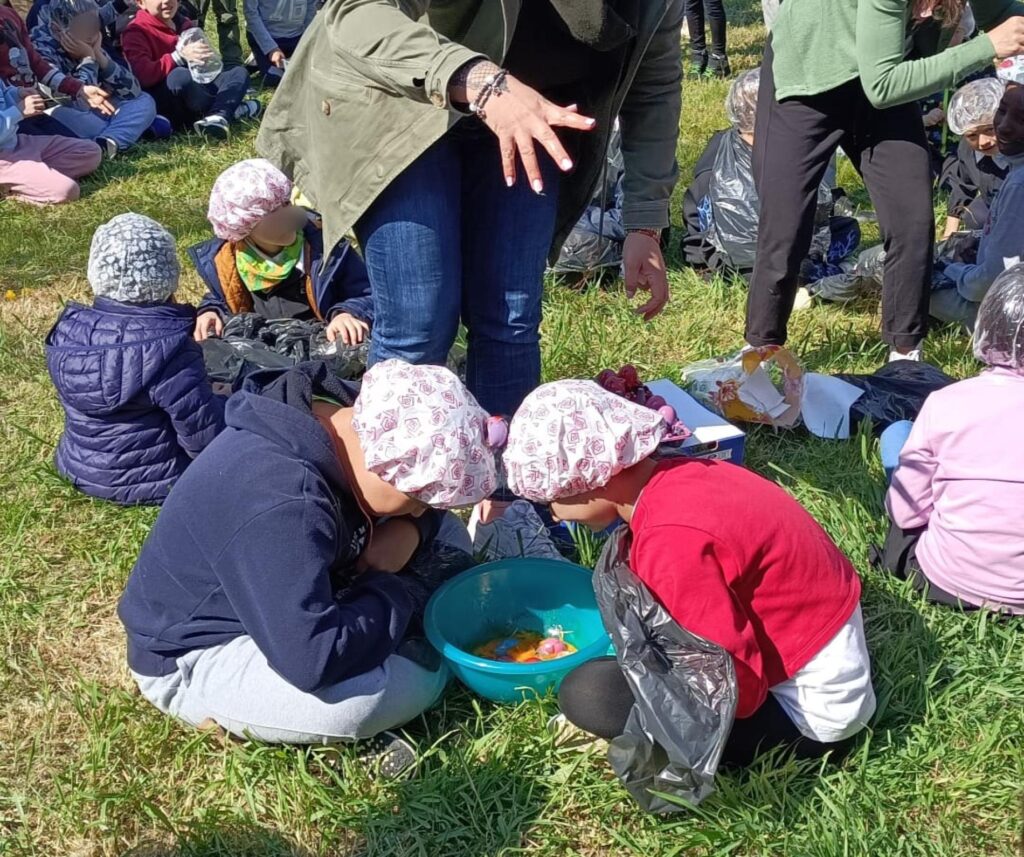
left=353, top=755, right=548, bottom=857
left=123, top=824, right=316, bottom=857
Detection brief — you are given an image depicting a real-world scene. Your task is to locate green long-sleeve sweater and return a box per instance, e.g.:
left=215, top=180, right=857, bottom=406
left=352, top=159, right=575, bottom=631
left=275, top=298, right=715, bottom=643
left=771, top=0, right=1023, bottom=107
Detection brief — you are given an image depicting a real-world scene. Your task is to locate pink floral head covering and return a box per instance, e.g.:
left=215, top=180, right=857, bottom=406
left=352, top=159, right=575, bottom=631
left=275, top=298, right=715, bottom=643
left=207, top=159, right=293, bottom=242
left=352, top=360, right=499, bottom=509
left=505, top=380, right=666, bottom=503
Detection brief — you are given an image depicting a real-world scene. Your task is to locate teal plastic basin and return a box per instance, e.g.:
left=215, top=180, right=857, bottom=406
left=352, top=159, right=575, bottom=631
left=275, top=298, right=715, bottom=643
left=424, top=558, right=611, bottom=703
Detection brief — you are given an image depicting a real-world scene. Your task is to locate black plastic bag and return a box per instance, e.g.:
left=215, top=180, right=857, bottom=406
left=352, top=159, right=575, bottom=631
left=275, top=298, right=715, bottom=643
left=837, top=361, right=955, bottom=433
left=594, top=529, right=737, bottom=813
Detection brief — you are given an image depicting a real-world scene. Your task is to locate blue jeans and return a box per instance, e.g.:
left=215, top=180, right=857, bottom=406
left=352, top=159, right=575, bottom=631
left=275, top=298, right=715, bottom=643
left=50, top=93, right=157, bottom=151
left=880, top=420, right=914, bottom=483
left=354, top=121, right=561, bottom=418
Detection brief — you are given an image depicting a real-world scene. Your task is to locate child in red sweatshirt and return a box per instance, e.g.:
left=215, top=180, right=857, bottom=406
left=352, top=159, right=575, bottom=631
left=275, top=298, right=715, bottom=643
left=121, top=0, right=256, bottom=138
left=505, top=380, right=876, bottom=767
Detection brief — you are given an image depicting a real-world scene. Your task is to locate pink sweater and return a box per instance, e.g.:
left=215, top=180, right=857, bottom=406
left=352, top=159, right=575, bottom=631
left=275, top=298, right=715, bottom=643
left=886, top=368, right=1024, bottom=613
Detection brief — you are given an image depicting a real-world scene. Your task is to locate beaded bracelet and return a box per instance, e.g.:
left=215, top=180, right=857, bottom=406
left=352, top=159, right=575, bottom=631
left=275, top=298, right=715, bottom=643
left=469, top=69, right=509, bottom=121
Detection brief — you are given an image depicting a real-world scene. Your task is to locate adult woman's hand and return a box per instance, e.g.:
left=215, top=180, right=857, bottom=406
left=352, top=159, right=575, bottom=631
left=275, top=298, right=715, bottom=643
left=450, top=60, right=596, bottom=192
left=623, top=231, right=670, bottom=321
left=988, top=16, right=1024, bottom=59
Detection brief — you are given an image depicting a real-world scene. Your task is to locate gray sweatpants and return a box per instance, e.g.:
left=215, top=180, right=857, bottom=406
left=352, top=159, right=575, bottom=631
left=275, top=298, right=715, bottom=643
left=132, top=514, right=472, bottom=744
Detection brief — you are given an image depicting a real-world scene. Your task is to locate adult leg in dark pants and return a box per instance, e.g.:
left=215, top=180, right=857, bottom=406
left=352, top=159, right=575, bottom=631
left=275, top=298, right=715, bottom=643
left=746, top=44, right=933, bottom=352
left=559, top=656, right=856, bottom=766
left=197, top=0, right=242, bottom=67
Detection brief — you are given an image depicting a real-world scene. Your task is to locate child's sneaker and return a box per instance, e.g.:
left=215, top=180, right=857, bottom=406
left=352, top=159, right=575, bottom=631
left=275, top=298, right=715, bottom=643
left=707, top=53, right=732, bottom=78
left=193, top=114, right=230, bottom=141
left=96, top=136, right=118, bottom=159
left=233, top=98, right=262, bottom=122
left=145, top=114, right=173, bottom=141
left=355, top=731, right=418, bottom=780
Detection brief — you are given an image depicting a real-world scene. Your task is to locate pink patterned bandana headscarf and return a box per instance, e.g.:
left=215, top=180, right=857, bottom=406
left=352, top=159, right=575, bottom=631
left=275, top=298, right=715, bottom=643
left=207, top=159, right=293, bottom=242
left=505, top=380, right=666, bottom=503
left=352, top=360, right=499, bottom=509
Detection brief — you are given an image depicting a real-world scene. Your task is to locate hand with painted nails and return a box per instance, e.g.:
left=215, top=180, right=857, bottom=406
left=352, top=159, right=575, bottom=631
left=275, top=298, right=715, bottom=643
left=449, top=59, right=596, bottom=193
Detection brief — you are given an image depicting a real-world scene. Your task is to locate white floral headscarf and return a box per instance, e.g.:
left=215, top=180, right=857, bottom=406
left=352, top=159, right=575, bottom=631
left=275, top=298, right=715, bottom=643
left=207, top=159, right=293, bottom=242
left=505, top=380, right=666, bottom=503
left=352, top=360, right=499, bottom=508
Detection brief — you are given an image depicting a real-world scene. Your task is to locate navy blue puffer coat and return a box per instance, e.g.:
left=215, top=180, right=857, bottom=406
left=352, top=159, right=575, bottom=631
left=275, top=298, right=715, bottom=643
left=45, top=297, right=226, bottom=505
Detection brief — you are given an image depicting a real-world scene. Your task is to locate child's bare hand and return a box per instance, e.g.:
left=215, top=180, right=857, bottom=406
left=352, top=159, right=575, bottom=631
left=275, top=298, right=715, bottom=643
left=180, top=41, right=213, bottom=63
left=193, top=310, right=223, bottom=341
left=326, top=312, right=369, bottom=346
left=81, top=85, right=115, bottom=116
left=18, top=92, right=46, bottom=117
left=268, top=48, right=286, bottom=68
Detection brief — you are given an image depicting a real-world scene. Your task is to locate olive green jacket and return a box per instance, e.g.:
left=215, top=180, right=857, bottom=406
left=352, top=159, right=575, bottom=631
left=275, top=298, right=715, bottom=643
left=257, top=0, right=684, bottom=259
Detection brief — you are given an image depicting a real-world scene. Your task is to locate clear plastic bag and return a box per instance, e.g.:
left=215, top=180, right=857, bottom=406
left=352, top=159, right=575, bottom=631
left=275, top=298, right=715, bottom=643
left=594, top=528, right=737, bottom=813
left=177, top=27, right=222, bottom=84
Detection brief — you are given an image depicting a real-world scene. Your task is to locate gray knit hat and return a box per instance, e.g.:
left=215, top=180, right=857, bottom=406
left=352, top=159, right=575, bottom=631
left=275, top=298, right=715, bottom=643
left=87, top=213, right=180, bottom=303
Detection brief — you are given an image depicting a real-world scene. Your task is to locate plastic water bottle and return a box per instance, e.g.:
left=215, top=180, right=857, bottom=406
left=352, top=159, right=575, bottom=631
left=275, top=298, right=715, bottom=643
left=177, top=28, right=222, bottom=85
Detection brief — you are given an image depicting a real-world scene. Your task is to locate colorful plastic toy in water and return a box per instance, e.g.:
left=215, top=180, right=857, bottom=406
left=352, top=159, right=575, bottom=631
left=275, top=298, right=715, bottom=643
left=473, top=626, right=578, bottom=663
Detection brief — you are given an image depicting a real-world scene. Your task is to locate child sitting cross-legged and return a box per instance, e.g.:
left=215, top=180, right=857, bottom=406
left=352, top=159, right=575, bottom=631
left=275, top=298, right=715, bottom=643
left=121, top=0, right=257, bottom=139
left=939, top=78, right=1009, bottom=238
left=118, top=360, right=499, bottom=749
left=932, top=85, right=1024, bottom=329
left=0, top=76, right=101, bottom=202
left=191, top=158, right=373, bottom=346
left=882, top=263, right=1024, bottom=616
left=504, top=381, right=877, bottom=765
left=46, top=213, right=225, bottom=505
left=31, top=0, right=166, bottom=158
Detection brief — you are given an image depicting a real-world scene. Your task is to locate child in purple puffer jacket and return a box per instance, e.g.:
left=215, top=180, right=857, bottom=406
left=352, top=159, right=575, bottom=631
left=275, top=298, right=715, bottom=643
left=45, top=213, right=225, bottom=505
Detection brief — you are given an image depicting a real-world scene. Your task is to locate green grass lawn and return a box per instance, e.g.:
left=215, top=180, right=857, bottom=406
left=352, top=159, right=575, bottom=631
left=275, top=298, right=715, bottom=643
left=2, top=4, right=1023, bottom=855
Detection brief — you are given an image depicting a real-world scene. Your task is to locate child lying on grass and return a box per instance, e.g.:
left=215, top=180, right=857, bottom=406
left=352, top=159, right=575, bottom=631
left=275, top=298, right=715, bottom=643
left=881, top=263, right=1024, bottom=616
left=118, top=360, right=499, bottom=746
left=45, top=213, right=225, bottom=504
left=504, top=381, right=876, bottom=766
left=190, top=158, right=373, bottom=347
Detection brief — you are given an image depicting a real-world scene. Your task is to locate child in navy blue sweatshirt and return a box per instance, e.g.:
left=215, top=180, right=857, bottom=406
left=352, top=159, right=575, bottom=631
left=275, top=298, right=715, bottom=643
left=190, top=158, right=373, bottom=346
left=118, top=359, right=500, bottom=745
left=46, top=213, right=224, bottom=505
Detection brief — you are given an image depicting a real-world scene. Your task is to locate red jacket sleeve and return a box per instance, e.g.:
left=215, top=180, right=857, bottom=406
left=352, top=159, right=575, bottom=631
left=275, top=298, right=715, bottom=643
left=122, top=28, right=179, bottom=88
left=632, top=523, right=769, bottom=718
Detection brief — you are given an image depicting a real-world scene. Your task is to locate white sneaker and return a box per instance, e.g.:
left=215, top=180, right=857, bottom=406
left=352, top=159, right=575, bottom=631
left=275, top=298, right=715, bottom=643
left=233, top=98, right=262, bottom=121
left=193, top=114, right=230, bottom=141
left=792, top=287, right=814, bottom=312
left=888, top=348, right=922, bottom=363
left=95, top=136, right=118, bottom=159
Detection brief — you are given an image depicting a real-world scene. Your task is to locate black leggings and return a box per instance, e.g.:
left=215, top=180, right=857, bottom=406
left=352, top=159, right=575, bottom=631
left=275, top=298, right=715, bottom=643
left=746, top=42, right=934, bottom=351
left=559, top=657, right=855, bottom=768
left=685, top=0, right=727, bottom=57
